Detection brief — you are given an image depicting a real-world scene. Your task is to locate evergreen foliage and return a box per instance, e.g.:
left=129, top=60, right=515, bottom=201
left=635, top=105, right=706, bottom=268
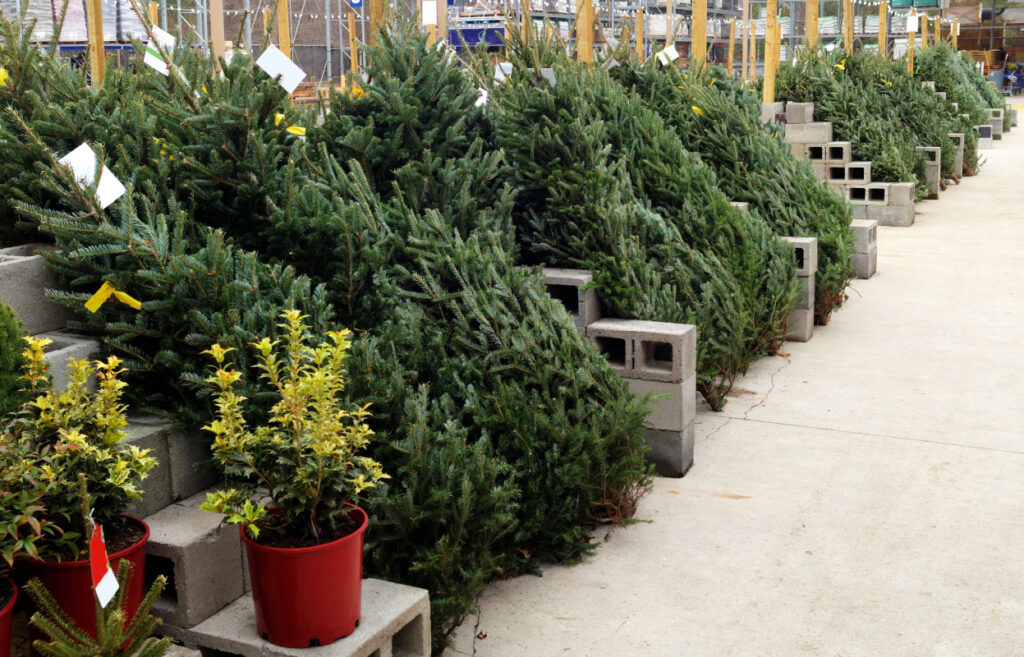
left=0, top=302, right=28, bottom=416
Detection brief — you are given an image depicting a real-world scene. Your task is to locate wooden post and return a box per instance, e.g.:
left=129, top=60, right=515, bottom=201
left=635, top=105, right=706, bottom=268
left=208, top=0, right=226, bottom=63
left=276, top=0, right=291, bottom=57
left=908, top=30, right=915, bottom=75
left=878, top=0, right=886, bottom=55
left=636, top=9, right=644, bottom=60
left=692, top=0, right=707, bottom=64
left=842, top=0, right=852, bottom=51
left=750, top=16, right=757, bottom=80
left=427, top=24, right=436, bottom=45
left=369, top=0, right=384, bottom=46
left=762, top=0, right=776, bottom=104
left=522, top=0, right=530, bottom=40
left=807, top=0, right=818, bottom=48
left=86, top=0, right=105, bottom=86
left=348, top=11, right=358, bottom=73
left=148, top=1, right=159, bottom=26
left=920, top=14, right=928, bottom=47
left=576, top=0, right=594, bottom=64
left=667, top=0, right=674, bottom=46
left=438, top=0, right=447, bottom=42
left=934, top=14, right=940, bottom=43
left=727, top=18, right=736, bottom=76
left=953, top=19, right=959, bottom=49
left=741, top=0, right=749, bottom=80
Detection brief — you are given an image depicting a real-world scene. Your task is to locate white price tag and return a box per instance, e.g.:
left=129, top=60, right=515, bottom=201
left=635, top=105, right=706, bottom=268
left=142, top=26, right=175, bottom=76
left=256, top=45, right=307, bottom=94
left=58, top=144, right=126, bottom=210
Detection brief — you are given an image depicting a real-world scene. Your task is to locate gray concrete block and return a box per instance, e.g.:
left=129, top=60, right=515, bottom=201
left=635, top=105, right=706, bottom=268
left=795, top=275, right=815, bottom=311
left=784, top=121, right=833, bottom=144
left=915, top=146, right=940, bottom=165
left=166, top=645, right=202, bottom=657
left=811, top=161, right=827, bottom=179
left=542, top=268, right=601, bottom=333
left=989, top=108, right=1004, bottom=121
left=978, top=136, right=994, bottom=149
left=850, top=219, right=878, bottom=253
left=586, top=319, right=634, bottom=376
left=937, top=91, right=946, bottom=100
left=627, top=376, right=696, bottom=433
left=780, top=237, right=818, bottom=277
left=888, top=182, right=916, bottom=207
left=847, top=183, right=889, bottom=205
left=729, top=201, right=750, bottom=213
left=991, top=117, right=1003, bottom=139
left=167, top=429, right=217, bottom=501
left=975, top=124, right=992, bottom=139
left=35, top=330, right=100, bottom=392
left=172, top=579, right=431, bottom=657
left=643, top=425, right=694, bottom=478
left=760, top=102, right=784, bottom=124
left=806, top=144, right=827, bottom=161
left=1012, top=109, right=1018, bottom=127
left=785, top=101, right=815, bottom=124
left=825, top=141, right=852, bottom=163
left=867, top=203, right=915, bottom=227
left=921, top=80, right=935, bottom=91
left=828, top=182, right=847, bottom=196
left=845, top=161, right=872, bottom=183
left=850, top=204, right=868, bottom=220
left=123, top=417, right=174, bottom=520
left=952, top=102, right=959, bottom=111
left=948, top=133, right=965, bottom=178
left=788, top=143, right=808, bottom=160
left=826, top=164, right=847, bottom=183
left=851, top=246, right=878, bottom=280
left=785, top=308, right=813, bottom=343
left=588, top=318, right=696, bottom=383
left=146, top=490, right=245, bottom=629
left=0, top=244, right=72, bottom=335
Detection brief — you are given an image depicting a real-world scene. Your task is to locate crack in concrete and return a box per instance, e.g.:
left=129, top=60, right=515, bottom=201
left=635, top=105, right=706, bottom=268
left=697, top=415, right=732, bottom=443
left=742, top=356, right=792, bottom=421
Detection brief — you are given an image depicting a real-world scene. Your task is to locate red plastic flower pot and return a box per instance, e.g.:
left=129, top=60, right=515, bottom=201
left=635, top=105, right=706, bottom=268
left=0, top=576, right=17, bottom=657
left=15, top=515, right=149, bottom=641
left=241, top=504, right=368, bottom=648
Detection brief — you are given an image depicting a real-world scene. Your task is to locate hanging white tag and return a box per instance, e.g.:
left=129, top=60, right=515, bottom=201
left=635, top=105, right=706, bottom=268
left=142, top=26, right=175, bottom=76
left=58, top=144, right=126, bottom=210
left=906, top=9, right=917, bottom=33
left=256, top=44, right=307, bottom=94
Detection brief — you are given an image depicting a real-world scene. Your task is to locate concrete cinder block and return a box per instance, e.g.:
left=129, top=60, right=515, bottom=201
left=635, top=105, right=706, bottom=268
left=1012, top=109, right=1018, bottom=127
left=978, top=136, right=994, bottom=149
left=850, top=204, right=868, bottom=220
left=780, top=236, right=818, bottom=278
left=760, top=102, right=784, bottom=124
left=627, top=377, right=696, bottom=433
left=587, top=318, right=696, bottom=383
left=948, top=133, right=965, bottom=178
left=827, top=181, right=847, bottom=196
left=952, top=102, right=959, bottom=111
left=826, top=165, right=847, bottom=182
left=785, top=308, right=813, bottom=343
left=888, top=182, right=916, bottom=207
left=542, top=268, right=601, bottom=333
left=795, top=275, right=815, bottom=311
left=643, top=425, right=694, bottom=478
left=785, top=101, right=815, bottom=124
left=991, top=117, right=1003, bottom=139
left=915, top=146, right=940, bottom=165
left=824, top=142, right=852, bottom=163
left=867, top=203, right=915, bottom=227
left=811, top=161, right=827, bottom=179
left=35, top=330, right=100, bottom=392
left=167, top=429, right=217, bottom=501
left=921, top=80, right=936, bottom=91
left=0, top=244, right=72, bottom=335
left=975, top=124, right=992, bottom=139
left=146, top=490, right=245, bottom=629
left=851, top=246, right=878, bottom=279
left=123, top=417, right=174, bottom=520
left=850, top=219, right=878, bottom=253
left=166, top=645, right=202, bottom=657
left=730, top=201, right=750, bottom=213
left=806, top=144, right=827, bottom=161
left=169, top=579, right=431, bottom=657
left=937, top=91, right=947, bottom=100
left=789, top=143, right=808, bottom=160
left=845, top=161, right=871, bottom=183
left=784, top=121, right=833, bottom=144
left=847, top=183, right=889, bottom=205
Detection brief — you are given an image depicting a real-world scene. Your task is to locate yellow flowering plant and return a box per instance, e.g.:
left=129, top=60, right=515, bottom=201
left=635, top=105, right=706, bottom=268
left=2, top=337, right=157, bottom=561
left=200, top=310, right=388, bottom=547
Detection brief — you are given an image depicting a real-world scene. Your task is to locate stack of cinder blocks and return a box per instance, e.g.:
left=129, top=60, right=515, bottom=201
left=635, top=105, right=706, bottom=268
left=0, top=243, right=100, bottom=390
left=849, top=219, right=878, bottom=279
left=543, top=269, right=698, bottom=478
left=781, top=237, right=817, bottom=342
left=760, top=101, right=785, bottom=124
left=847, top=181, right=915, bottom=227
left=990, top=108, right=1004, bottom=140
left=976, top=124, right=994, bottom=149
left=948, top=133, right=965, bottom=178
left=915, top=146, right=941, bottom=199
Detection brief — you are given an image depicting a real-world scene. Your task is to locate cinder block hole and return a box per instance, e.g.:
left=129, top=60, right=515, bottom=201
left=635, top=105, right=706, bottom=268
left=545, top=284, right=580, bottom=317
left=808, top=146, right=824, bottom=160
left=827, top=166, right=845, bottom=181
left=145, top=555, right=177, bottom=605
left=828, top=146, right=845, bottom=160
left=794, top=247, right=805, bottom=270
left=849, top=187, right=867, bottom=201
left=392, top=614, right=425, bottom=657
left=368, top=650, right=382, bottom=657
left=594, top=337, right=627, bottom=369
left=641, top=341, right=674, bottom=373
left=868, top=188, right=887, bottom=202
left=848, top=167, right=866, bottom=181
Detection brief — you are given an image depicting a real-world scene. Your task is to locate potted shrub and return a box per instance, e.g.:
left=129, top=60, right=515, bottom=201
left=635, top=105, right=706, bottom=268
left=6, top=337, right=157, bottom=639
left=200, top=310, right=388, bottom=648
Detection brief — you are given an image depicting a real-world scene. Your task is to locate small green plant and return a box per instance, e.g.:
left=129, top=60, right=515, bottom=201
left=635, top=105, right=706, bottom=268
left=200, top=309, right=388, bottom=546
left=0, top=435, right=59, bottom=571
left=26, top=560, right=171, bottom=657
left=5, top=337, right=157, bottom=561
left=0, top=302, right=28, bottom=416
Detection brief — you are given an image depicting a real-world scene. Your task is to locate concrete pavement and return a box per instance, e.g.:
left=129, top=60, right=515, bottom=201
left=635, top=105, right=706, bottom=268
left=446, top=128, right=1024, bottom=657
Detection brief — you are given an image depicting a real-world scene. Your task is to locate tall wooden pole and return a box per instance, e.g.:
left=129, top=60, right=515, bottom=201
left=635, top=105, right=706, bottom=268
left=577, top=0, right=594, bottom=64
left=741, top=0, right=749, bottom=80
left=369, top=0, right=384, bottom=46
left=933, top=14, right=940, bottom=44
left=749, top=16, right=756, bottom=80
left=438, top=0, right=447, bottom=42
left=348, top=11, right=358, bottom=73
left=908, top=30, right=915, bottom=75
left=667, top=0, right=674, bottom=46
left=522, top=0, right=530, bottom=40
left=920, top=14, right=928, bottom=47
left=953, top=19, right=959, bottom=48
left=762, top=0, right=777, bottom=104
left=86, top=0, right=105, bottom=86
left=209, top=0, right=226, bottom=63
left=878, top=0, right=887, bottom=55
left=636, top=9, right=644, bottom=60
left=148, top=1, right=159, bottom=26
left=692, top=0, right=707, bottom=64
left=727, top=18, right=736, bottom=76
left=276, top=0, right=291, bottom=57
left=842, top=0, right=852, bottom=51
left=807, top=0, right=818, bottom=48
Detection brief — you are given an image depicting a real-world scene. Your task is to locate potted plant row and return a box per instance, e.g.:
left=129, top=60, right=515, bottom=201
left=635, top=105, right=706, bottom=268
left=199, top=310, right=389, bottom=648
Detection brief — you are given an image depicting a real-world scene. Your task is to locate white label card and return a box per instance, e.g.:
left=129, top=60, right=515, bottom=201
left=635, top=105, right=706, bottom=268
left=58, top=144, right=126, bottom=210
left=143, top=26, right=175, bottom=76
left=907, top=10, right=917, bottom=33
left=422, top=0, right=437, bottom=26
left=255, top=44, right=307, bottom=94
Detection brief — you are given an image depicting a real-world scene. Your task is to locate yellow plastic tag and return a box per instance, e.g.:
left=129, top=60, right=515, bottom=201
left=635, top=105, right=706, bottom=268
left=286, top=125, right=306, bottom=136
left=691, top=105, right=704, bottom=116
left=85, top=282, right=142, bottom=313
left=274, top=113, right=285, bottom=126
left=0, top=67, right=8, bottom=88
